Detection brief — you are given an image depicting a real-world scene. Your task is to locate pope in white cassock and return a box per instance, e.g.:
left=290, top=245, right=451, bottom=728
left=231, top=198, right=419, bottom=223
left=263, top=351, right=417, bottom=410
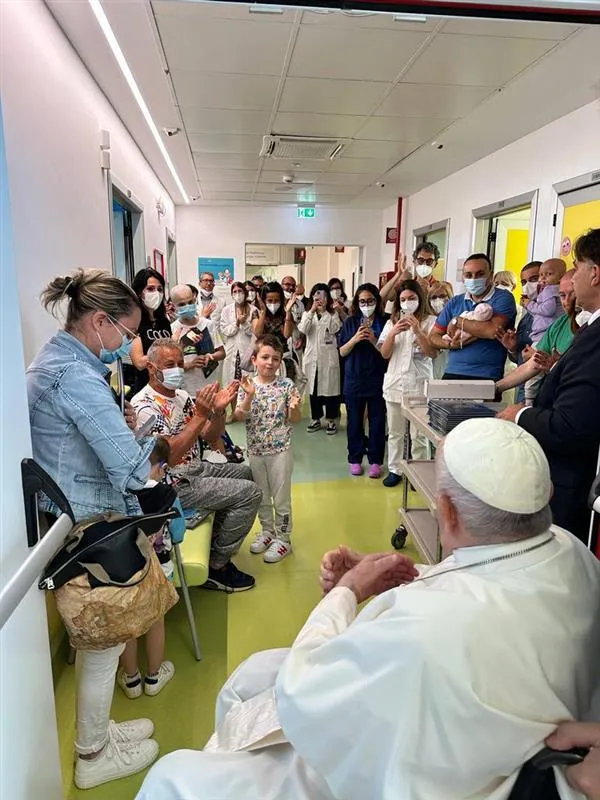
left=137, top=418, right=600, bottom=800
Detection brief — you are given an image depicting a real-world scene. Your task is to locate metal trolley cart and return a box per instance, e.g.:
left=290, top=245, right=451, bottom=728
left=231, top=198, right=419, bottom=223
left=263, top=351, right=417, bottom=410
left=391, top=399, right=443, bottom=562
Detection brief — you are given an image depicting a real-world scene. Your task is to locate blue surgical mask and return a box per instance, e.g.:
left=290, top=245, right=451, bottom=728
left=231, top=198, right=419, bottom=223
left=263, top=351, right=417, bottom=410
left=160, top=367, right=185, bottom=390
left=98, top=332, right=132, bottom=364
left=464, top=277, right=488, bottom=297
left=176, top=303, right=197, bottom=319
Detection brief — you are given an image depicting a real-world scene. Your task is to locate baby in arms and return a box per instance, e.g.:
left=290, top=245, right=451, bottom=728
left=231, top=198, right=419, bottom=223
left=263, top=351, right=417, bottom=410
left=442, top=303, right=493, bottom=346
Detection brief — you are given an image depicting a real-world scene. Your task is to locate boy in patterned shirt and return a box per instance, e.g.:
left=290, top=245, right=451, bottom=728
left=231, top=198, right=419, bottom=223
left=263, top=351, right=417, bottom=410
left=234, top=334, right=302, bottom=562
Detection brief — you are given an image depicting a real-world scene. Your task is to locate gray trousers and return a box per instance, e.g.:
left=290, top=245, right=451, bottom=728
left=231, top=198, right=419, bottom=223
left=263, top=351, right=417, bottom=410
left=172, top=460, right=262, bottom=569
left=249, top=449, right=294, bottom=542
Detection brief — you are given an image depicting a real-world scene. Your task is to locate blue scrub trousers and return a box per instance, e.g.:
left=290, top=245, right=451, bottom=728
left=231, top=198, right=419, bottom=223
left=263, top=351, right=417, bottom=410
left=345, top=395, right=386, bottom=465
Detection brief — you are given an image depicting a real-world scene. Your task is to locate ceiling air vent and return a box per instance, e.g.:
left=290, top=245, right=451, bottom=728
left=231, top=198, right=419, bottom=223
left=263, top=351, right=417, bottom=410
left=260, top=135, right=346, bottom=161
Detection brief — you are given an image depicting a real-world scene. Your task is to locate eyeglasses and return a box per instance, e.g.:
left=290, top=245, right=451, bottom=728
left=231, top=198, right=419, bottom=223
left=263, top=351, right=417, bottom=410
left=109, top=317, right=138, bottom=341
left=415, top=257, right=435, bottom=266
left=200, top=278, right=215, bottom=285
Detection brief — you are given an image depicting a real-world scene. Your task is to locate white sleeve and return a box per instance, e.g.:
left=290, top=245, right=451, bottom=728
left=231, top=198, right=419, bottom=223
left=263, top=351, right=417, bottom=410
left=377, top=319, right=393, bottom=347
left=208, top=319, right=224, bottom=349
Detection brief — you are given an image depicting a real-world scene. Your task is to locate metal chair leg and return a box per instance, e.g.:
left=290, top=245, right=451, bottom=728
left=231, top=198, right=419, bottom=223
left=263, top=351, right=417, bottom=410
left=174, top=544, right=202, bottom=662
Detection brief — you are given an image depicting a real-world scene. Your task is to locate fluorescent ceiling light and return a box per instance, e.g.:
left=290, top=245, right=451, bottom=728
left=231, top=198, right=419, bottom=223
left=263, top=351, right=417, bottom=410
left=88, top=0, right=189, bottom=203
left=393, top=13, right=428, bottom=22
left=248, top=5, right=284, bottom=14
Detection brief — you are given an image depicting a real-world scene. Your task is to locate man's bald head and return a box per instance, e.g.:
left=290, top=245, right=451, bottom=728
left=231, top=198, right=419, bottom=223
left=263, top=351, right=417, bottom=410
left=170, top=284, right=194, bottom=305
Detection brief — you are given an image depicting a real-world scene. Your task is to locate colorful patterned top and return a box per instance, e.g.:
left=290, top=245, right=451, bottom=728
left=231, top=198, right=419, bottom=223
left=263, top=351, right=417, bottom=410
left=131, top=385, right=200, bottom=466
left=238, top=376, right=299, bottom=456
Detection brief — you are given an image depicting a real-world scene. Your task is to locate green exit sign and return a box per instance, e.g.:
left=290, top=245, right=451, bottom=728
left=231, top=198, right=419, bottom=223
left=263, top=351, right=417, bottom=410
left=297, top=206, right=317, bottom=219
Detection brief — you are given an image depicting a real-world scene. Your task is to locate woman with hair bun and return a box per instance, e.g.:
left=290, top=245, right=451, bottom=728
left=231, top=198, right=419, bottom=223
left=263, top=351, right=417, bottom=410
left=27, top=268, right=160, bottom=789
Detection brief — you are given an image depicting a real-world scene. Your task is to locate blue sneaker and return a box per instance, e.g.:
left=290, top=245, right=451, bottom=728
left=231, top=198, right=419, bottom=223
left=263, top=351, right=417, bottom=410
left=383, top=472, right=402, bottom=488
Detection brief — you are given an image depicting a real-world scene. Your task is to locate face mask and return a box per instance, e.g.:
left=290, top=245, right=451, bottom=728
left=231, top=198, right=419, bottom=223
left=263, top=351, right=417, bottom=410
left=176, top=303, right=197, bottom=319
left=142, top=290, right=163, bottom=311
left=232, top=292, right=245, bottom=305
left=330, top=289, right=341, bottom=300
left=464, top=277, right=488, bottom=297
left=97, top=331, right=132, bottom=364
left=400, top=300, right=419, bottom=315
left=247, top=290, right=256, bottom=302
left=430, top=298, right=446, bottom=314
left=360, top=304, right=376, bottom=317
left=524, top=280, right=539, bottom=300
left=416, top=265, right=433, bottom=279
left=200, top=288, right=213, bottom=299
left=283, top=291, right=293, bottom=300
left=159, top=366, right=184, bottom=390
left=297, top=294, right=304, bottom=301
left=266, top=302, right=280, bottom=315
left=576, top=309, right=592, bottom=327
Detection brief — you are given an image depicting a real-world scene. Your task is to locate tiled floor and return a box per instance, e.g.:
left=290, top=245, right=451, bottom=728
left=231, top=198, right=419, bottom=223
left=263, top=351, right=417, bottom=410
left=53, top=418, right=421, bottom=800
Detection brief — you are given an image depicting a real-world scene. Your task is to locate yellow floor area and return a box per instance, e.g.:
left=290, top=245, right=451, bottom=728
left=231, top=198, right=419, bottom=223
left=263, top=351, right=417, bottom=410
left=52, top=428, right=421, bottom=800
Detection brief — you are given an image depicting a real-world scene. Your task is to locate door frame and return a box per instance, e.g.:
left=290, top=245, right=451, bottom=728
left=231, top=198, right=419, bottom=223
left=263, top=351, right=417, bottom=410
left=471, top=190, right=538, bottom=268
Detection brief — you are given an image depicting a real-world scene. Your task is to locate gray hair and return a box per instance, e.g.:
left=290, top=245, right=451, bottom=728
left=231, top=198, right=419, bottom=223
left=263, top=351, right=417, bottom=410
left=436, top=448, right=552, bottom=543
left=146, top=338, right=183, bottom=365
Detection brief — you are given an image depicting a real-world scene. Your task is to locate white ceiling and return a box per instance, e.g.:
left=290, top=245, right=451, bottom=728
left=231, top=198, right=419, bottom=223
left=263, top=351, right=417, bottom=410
left=46, top=0, right=600, bottom=207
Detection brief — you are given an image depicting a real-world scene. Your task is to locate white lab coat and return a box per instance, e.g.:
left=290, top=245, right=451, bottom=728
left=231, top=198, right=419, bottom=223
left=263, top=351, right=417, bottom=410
left=219, top=302, right=258, bottom=385
left=137, top=528, right=598, bottom=800
left=378, top=314, right=437, bottom=402
left=297, top=310, right=341, bottom=396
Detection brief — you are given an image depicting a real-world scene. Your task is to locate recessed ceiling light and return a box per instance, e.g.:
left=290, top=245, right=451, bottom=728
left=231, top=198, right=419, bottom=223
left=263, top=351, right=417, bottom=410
left=249, top=5, right=284, bottom=14
left=88, top=0, right=190, bottom=203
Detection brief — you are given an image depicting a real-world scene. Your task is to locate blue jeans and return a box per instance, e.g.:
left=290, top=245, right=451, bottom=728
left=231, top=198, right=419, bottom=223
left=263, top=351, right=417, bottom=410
left=345, top=395, right=386, bottom=465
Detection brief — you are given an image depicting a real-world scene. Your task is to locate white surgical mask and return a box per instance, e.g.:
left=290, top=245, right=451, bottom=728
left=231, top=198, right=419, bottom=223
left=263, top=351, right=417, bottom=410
left=160, top=366, right=184, bottom=390
left=360, top=304, right=376, bottom=317
left=143, top=289, right=163, bottom=311
left=330, top=288, right=341, bottom=300
left=247, top=290, right=256, bottom=302
left=576, top=309, right=592, bottom=327
left=297, top=293, right=304, bottom=301
left=400, top=299, right=419, bottom=315
left=283, top=290, right=293, bottom=300
left=266, top=302, right=280, bottom=314
left=524, top=280, right=539, bottom=300
left=416, top=265, right=433, bottom=279
left=232, top=292, right=245, bottom=305
left=200, top=288, right=213, bottom=299
left=430, top=298, right=446, bottom=314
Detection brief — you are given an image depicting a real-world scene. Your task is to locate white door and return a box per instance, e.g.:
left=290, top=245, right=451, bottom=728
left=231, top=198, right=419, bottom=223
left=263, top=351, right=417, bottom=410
left=0, top=106, right=63, bottom=799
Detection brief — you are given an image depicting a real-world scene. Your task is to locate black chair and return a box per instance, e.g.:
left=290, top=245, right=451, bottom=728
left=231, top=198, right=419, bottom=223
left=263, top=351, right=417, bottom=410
left=508, top=747, right=587, bottom=800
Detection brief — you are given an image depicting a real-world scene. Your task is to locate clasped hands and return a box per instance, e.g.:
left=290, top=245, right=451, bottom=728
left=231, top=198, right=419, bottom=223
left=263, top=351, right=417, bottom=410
left=194, top=380, right=239, bottom=418
left=320, top=545, right=419, bottom=603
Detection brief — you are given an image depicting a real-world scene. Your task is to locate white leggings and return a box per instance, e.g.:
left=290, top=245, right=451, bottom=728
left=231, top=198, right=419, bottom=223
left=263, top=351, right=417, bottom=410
left=386, top=400, right=429, bottom=474
left=74, top=643, right=125, bottom=755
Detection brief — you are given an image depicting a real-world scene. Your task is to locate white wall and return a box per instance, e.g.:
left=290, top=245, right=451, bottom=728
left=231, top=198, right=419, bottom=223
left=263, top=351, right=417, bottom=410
left=1, top=0, right=176, bottom=363
left=0, top=104, right=63, bottom=800
left=402, top=101, right=600, bottom=285
left=176, top=205, right=384, bottom=287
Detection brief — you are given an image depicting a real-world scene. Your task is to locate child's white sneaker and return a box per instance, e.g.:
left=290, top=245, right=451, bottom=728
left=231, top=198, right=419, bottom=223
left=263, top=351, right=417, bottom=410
left=74, top=736, right=159, bottom=789
left=264, top=539, right=292, bottom=563
left=249, top=531, right=274, bottom=554
left=144, top=661, right=175, bottom=696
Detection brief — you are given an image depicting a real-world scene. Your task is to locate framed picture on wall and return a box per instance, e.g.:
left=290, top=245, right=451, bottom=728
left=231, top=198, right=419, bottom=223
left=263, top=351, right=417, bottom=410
left=153, top=249, right=165, bottom=276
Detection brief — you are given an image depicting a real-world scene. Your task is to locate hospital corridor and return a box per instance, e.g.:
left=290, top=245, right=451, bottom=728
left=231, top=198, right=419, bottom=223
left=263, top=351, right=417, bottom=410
left=1, top=1, right=600, bottom=799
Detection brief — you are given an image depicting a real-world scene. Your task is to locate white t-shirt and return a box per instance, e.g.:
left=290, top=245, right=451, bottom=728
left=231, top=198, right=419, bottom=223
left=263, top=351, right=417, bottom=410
left=377, top=315, right=436, bottom=403
left=131, top=384, right=201, bottom=466
left=171, top=317, right=224, bottom=395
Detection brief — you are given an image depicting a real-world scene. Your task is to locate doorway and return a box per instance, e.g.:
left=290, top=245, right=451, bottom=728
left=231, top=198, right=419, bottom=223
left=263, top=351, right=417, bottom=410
left=552, top=170, right=600, bottom=261
left=110, top=184, right=145, bottom=284
left=166, top=229, right=178, bottom=289
left=473, top=191, right=537, bottom=296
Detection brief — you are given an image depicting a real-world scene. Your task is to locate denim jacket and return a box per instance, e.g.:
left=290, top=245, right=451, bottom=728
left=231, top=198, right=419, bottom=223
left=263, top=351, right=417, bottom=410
left=27, top=330, right=153, bottom=521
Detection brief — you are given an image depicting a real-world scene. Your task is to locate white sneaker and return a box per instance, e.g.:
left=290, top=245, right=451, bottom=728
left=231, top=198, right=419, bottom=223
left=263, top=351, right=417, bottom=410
left=144, top=661, right=175, bottom=697
left=109, top=718, right=154, bottom=744
left=203, top=450, right=228, bottom=464
left=74, top=736, right=159, bottom=789
left=263, top=539, right=292, bottom=563
left=249, top=531, right=274, bottom=554
left=116, top=668, right=142, bottom=699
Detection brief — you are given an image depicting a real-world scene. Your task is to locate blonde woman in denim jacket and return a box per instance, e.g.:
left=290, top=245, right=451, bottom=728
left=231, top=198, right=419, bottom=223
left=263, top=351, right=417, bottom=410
left=26, top=269, right=159, bottom=789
